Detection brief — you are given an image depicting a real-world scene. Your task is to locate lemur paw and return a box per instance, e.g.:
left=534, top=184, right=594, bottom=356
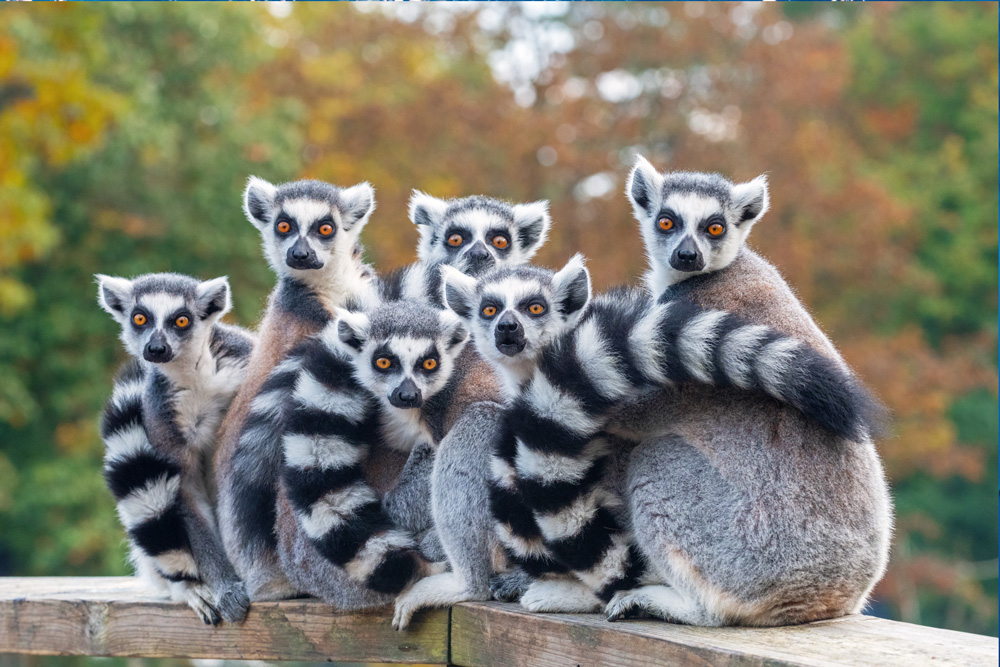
left=605, top=587, right=675, bottom=622
left=490, top=570, right=531, bottom=602
left=520, top=579, right=602, bottom=613
left=393, top=572, right=478, bottom=631
left=180, top=583, right=222, bottom=626
left=213, top=581, right=251, bottom=624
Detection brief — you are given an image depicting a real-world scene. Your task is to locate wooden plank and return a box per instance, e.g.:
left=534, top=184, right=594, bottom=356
left=450, top=601, right=999, bottom=667
left=0, top=577, right=449, bottom=664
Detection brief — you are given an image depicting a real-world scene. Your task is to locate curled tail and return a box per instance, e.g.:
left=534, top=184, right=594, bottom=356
left=634, top=298, right=884, bottom=441
left=280, top=327, right=427, bottom=596
left=101, top=360, right=199, bottom=584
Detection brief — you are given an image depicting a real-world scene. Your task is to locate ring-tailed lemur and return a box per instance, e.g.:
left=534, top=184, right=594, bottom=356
left=214, top=177, right=379, bottom=601
left=97, top=273, right=254, bottom=625
left=589, top=157, right=891, bottom=626
left=277, top=303, right=474, bottom=604
left=441, top=252, right=884, bottom=621
left=272, top=193, right=552, bottom=624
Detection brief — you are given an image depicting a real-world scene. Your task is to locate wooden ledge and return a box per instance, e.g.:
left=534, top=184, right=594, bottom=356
left=1, top=578, right=997, bottom=666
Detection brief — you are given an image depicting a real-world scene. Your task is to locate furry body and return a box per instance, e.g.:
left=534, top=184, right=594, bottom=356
left=98, top=273, right=253, bottom=624
left=215, top=177, right=378, bottom=600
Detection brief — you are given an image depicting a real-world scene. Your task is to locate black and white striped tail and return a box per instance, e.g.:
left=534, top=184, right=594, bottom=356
left=508, top=293, right=885, bottom=599
left=101, top=360, right=199, bottom=584
left=280, top=326, right=426, bottom=595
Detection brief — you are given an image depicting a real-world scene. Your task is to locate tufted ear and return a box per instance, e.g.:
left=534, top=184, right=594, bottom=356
left=511, top=200, right=551, bottom=259
left=438, top=309, right=470, bottom=353
left=244, top=176, right=277, bottom=229
left=338, top=182, right=376, bottom=232
left=334, top=308, right=370, bottom=355
left=408, top=190, right=449, bottom=228
left=731, top=175, right=769, bottom=227
left=439, top=265, right=479, bottom=323
left=96, top=274, right=134, bottom=324
left=625, top=155, right=664, bottom=219
left=195, top=277, right=231, bottom=321
left=551, top=253, right=591, bottom=322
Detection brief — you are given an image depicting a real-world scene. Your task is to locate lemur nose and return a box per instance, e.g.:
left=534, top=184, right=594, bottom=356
left=292, top=247, right=309, bottom=260
left=467, top=242, right=490, bottom=261
left=678, top=249, right=698, bottom=262
left=148, top=343, right=167, bottom=354
left=496, top=318, right=519, bottom=334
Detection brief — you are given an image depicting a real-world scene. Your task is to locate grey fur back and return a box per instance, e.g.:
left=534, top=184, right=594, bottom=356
left=616, top=248, right=892, bottom=625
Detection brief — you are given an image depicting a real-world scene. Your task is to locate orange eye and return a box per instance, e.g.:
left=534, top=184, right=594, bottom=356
left=318, top=223, right=334, bottom=236
left=528, top=303, right=545, bottom=315
left=658, top=218, right=674, bottom=231
left=482, top=305, right=497, bottom=317
left=492, top=235, right=509, bottom=249
left=175, top=315, right=190, bottom=328
left=708, top=223, right=725, bottom=237
left=277, top=221, right=291, bottom=234
left=376, top=357, right=392, bottom=370
left=448, top=234, right=463, bottom=247
left=132, top=313, right=147, bottom=326
left=422, top=358, right=437, bottom=371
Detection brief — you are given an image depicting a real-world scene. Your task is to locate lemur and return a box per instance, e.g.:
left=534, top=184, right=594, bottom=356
left=214, top=177, right=379, bottom=601
left=441, top=249, right=886, bottom=623
left=97, top=273, right=253, bottom=625
left=271, top=192, right=552, bottom=625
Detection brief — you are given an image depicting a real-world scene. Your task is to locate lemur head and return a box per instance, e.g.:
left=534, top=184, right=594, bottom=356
left=243, top=177, right=375, bottom=284
left=333, top=303, right=469, bottom=411
left=626, top=156, right=769, bottom=293
left=97, top=273, right=231, bottom=365
left=408, top=191, right=551, bottom=276
left=440, top=254, right=591, bottom=394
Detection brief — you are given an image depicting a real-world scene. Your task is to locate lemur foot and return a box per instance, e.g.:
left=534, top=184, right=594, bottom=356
left=213, top=581, right=251, bottom=624
left=393, top=572, right=482, bottom=631
left=176, top=582, right=223, bottom=626
left=520, top=579, right=602, bottom=613
left=605, top=585, right=689, bottom=623
left=489, top=570, right=532, bottom=602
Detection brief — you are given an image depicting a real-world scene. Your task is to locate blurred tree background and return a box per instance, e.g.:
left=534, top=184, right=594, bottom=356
left=0, top=2, right=995, bottom=637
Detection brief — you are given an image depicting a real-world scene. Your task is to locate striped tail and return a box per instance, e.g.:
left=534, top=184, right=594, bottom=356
left=508, top=292, right=885, bottom=601
left=280, top=326, right=427, bottom=596
left=101, top=360, right=200, bottom=584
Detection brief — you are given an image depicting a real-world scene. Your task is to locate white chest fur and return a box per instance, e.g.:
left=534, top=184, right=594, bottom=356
left=379, top=406, right=435, bottom=452
left=162, top=345, right=244, bottom=452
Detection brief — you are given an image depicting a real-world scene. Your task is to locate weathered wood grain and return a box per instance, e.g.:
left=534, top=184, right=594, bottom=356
left=2, top=578, right=997, bottom=666
left=450, top=601, right=999, bottom=667
left=0, top=577, right=449, bottom=664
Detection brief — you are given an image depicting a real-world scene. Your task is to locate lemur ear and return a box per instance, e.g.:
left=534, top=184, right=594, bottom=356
left=96, top=274, right=133, bottom=322
left=552, top=253, right=591, bottom=319
left=408, top=190, right=449, bottom=228
left=439, top=265, right=478, bottom=322
left=626, top=155, right=664, bottom=218
left=338, top=182, right=376, bottom=232
left=439, top=310, right=470, bottom=352
left=334, top=308, right=370, bottom=354
left=731, top=175, right=769, bottom=226
left=512, top=200, right=551, bottom=258
left=244, top=176, right=277, bottom=229
left=195, top=277, right=231, bottom=321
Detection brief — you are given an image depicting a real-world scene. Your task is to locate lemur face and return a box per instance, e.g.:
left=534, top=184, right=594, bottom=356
left=243, top=177, right=375, bottom=280
left=441, top=255, right=591, bottom=388
left=334, top=304, right=469, bottom=410
left=409, top=192, right=551, bottom=277
left=626, top=156, right=769, bottom=290
left=97, top=273, right=230, bottom=364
